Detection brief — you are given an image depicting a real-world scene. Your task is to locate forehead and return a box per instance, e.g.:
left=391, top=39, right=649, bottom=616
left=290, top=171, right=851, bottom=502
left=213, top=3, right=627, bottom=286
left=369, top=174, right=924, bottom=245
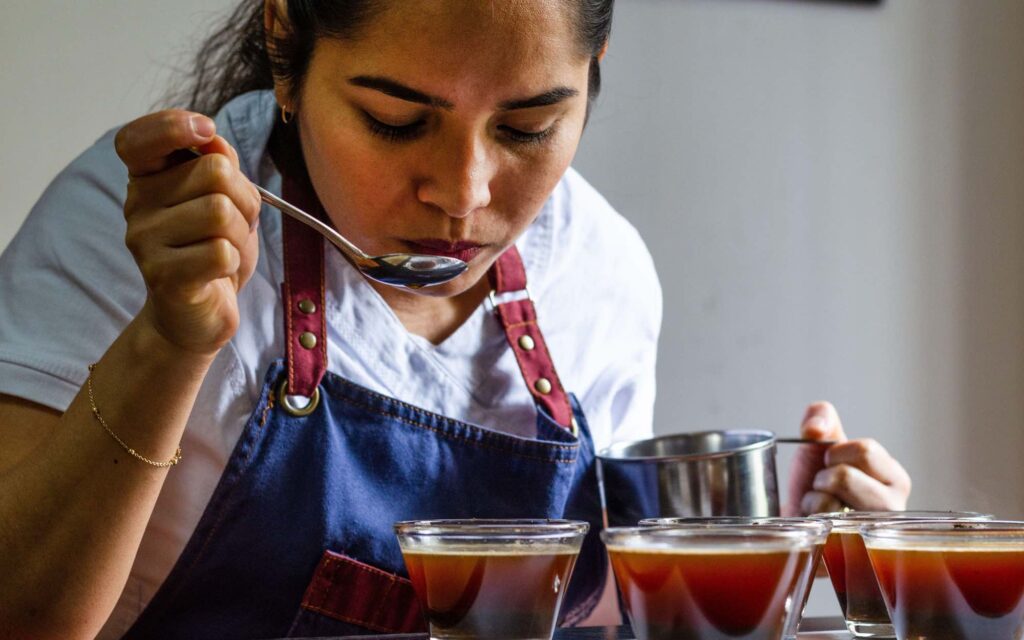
left=312, top=0, right=587, bottom=100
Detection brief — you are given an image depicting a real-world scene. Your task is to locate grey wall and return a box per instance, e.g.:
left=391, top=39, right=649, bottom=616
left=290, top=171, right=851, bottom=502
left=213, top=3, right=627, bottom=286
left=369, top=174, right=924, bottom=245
left=575, top=0, right=1024, bottom=518
left=2, top=0, right=1023, bottom=620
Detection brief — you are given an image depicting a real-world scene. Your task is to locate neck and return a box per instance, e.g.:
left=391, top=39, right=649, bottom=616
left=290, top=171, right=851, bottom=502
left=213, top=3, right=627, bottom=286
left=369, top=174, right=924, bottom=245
left=372, top=276, right=491, bottom=345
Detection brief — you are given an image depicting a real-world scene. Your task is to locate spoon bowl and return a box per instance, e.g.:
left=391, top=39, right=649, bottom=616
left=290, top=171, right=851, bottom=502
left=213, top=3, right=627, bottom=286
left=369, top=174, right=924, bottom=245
left=360, top=253, right=471, bottom=288
left=256, top=184, right=468, bottom=289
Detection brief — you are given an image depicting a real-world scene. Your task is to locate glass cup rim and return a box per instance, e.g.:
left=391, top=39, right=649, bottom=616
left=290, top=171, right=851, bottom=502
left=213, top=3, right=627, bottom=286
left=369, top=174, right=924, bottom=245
left=393, top=518, right=589, bottom=539
left=813, top=510, right=992, bottom=530
left=601, top=524, right=823, bottom=551
left=638, top=516, right=832, bottom=533
left=860, top=519, right=1024, bottom=546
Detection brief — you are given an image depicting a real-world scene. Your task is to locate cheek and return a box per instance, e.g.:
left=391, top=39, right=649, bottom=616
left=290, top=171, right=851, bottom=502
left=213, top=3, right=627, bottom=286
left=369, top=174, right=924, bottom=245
left=301, top=126, right=407, bottom=234
left=494, top=141, right=578, bottom=226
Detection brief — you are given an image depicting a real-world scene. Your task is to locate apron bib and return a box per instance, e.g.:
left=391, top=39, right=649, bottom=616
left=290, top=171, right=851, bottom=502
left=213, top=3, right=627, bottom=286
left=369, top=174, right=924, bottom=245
left=123, top=154, right=605, bottom=640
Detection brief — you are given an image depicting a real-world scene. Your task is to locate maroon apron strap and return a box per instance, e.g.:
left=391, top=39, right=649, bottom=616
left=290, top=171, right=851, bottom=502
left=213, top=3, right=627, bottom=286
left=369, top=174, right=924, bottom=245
left=281, top=173, right=327, bottom=398
left=488, top=246, right=575, bottom=432
left=298, top=550, right=426, bottom=634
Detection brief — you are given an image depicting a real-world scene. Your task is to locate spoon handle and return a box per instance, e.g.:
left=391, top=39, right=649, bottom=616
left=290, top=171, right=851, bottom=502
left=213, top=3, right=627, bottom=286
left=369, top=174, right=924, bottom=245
left=254, top=185, right=370, bottom=262
left=185, top=147, right=369, bottom=262
left=775, top=438, right=839, bottom=446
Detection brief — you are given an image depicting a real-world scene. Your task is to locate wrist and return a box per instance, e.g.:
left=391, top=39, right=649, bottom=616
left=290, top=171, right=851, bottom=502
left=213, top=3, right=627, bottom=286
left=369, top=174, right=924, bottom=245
left=129, top=308, right=220, bottom=374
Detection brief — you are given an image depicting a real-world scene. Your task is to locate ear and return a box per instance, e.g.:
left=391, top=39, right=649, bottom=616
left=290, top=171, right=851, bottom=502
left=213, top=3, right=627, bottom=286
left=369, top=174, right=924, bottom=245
left=264, top=0, right=293, bottom=107
left=597, top=39, right=609, bottom=62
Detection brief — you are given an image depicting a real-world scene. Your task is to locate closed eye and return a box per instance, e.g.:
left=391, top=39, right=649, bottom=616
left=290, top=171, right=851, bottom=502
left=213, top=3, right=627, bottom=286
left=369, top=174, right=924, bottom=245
left=498, top=124, right=556, bottom=146
left=362, top=112, right=425, bottom=142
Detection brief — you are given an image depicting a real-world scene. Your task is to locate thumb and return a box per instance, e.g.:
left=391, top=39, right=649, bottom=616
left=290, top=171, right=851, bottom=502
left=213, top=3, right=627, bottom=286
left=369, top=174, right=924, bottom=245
left=800, top=401, right=848, bottom=443
left=785, top=401, right=847, bottom=515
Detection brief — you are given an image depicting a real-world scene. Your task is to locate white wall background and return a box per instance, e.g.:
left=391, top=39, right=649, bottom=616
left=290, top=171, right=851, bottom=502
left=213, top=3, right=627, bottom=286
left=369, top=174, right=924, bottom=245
left=2, top=0, right=1023, bottom=620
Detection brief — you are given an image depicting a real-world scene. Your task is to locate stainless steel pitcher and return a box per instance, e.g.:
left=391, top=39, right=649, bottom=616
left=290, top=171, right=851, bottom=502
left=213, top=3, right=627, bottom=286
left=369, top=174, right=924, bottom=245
left=597, top=430, right=797, bottom=527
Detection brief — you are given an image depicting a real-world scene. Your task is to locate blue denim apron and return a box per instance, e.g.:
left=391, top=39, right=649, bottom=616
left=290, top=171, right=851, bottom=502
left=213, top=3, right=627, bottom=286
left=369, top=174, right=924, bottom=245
left=122, top=163, right=605, bottom=639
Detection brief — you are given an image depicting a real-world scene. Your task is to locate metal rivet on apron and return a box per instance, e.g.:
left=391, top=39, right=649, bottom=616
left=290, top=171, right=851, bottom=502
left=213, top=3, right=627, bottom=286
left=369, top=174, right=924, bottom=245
left=298, top=299, right=317, bottom=314
left=299, top=332, right=317, bottom=349
left=534, top=378, right=552, bottom=395
left=517, top=335, right=535, bottom=351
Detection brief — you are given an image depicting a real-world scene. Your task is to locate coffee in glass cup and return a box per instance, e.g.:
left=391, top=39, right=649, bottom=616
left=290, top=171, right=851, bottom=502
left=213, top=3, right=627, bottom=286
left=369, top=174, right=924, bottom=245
left=394, top=519, right=587, bottom=640
left=603, top=524, right=821, bottom=640
left=816, top=510, right=991, bottom=638
left=638, top=517, right=830, bottom=640
left=861, top=520, right=1024, bottom=640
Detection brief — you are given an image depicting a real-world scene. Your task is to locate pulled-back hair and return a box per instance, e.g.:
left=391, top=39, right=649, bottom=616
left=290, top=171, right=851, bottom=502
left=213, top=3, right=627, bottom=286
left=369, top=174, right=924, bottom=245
left=175, top=0, right=614, bottom=117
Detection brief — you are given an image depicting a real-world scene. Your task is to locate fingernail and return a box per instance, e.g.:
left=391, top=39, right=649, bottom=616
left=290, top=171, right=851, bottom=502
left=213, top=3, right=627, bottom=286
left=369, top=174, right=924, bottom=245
left=250, top=215, right=260, bottom=233
left=807, top=416, right=827, bottom=433
left=191, top=115, right=216, bottom=138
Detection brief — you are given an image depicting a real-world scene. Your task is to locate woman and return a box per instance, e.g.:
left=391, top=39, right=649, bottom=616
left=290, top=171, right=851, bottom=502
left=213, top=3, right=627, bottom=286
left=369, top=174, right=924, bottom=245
left=0, top=1, right=911, bottom=638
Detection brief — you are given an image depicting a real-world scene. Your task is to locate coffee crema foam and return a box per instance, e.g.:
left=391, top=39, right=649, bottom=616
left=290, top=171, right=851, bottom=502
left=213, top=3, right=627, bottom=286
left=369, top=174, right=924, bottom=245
left=864, top=542, right=1024, bottom=552
left=604, top=543, right=812, bottom=555
left=400, top=545, right=577, bottom=556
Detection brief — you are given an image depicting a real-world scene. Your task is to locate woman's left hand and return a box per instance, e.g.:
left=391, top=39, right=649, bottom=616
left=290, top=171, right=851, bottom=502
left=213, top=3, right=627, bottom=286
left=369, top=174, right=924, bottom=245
left=786, top=401, right=912, bottom=515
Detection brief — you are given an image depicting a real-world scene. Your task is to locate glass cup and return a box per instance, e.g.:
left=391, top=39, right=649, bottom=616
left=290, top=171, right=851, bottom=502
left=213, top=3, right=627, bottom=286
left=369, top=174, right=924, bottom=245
left=815, top=511, right=992, bottom=638
left=394, top=519, right=588, bottom=640
left=602, top=524, right=822, bottom=640
left=861, top=520, right=1024, bottom=640
left=638, top=517, right=831, bottom=640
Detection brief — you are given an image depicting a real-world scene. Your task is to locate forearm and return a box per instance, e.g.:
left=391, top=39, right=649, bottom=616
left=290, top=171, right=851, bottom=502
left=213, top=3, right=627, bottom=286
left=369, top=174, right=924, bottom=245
left=0, top=314, right=217, bottom=638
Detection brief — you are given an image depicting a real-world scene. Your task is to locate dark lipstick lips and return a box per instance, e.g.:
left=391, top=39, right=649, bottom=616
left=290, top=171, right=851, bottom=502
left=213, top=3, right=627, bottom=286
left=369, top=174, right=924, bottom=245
left=406, top=239, right=484, bottom=263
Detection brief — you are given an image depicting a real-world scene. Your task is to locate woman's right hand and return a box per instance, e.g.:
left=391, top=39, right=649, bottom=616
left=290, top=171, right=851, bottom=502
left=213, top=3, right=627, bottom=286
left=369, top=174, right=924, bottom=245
left=115, top=110, right=262, bottom=355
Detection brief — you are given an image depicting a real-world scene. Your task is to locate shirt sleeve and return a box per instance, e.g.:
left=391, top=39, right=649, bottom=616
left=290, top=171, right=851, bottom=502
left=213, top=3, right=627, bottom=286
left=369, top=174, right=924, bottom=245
left=0, top=128, right=143, bottom=412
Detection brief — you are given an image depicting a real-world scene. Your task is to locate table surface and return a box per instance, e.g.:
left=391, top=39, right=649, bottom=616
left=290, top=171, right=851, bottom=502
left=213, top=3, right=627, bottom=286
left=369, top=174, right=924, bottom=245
left=287, top=616, right=850, bottom=640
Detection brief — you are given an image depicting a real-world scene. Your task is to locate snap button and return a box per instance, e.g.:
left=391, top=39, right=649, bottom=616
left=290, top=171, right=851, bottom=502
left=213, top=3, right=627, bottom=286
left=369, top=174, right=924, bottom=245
left=298, top=299, right=316, bottom=314
left=518, top=335, right=536, bottom=351
left=299, top=332, right=318, bottom=349
left=534, top=378, right=552, bottom=395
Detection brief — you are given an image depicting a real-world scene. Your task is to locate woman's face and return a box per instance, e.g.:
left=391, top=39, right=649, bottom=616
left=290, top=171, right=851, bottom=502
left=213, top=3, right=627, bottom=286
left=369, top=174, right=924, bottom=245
left=290, top=0, right=593, bottom=298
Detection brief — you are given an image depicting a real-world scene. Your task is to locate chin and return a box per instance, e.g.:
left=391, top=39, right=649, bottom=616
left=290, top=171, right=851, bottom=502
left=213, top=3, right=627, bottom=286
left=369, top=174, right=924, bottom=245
left=412, top=263, right=491, bottom=300
left=413, top=277, right=476, bottom=298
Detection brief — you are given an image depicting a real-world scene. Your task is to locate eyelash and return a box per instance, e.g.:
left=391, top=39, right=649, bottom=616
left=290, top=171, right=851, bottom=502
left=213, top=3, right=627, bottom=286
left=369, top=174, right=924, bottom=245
left=362, top=113, right=555, bottom=147
left=364, top=115, right=424, bottom=142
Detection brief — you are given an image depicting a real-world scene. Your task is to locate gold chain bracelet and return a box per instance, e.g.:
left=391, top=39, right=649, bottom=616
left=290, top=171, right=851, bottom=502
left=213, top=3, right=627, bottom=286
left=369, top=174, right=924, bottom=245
left=86, top=363, right=183, bottom=468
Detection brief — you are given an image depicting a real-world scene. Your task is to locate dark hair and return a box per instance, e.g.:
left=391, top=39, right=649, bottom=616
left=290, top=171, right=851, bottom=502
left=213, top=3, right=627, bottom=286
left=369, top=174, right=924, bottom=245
left=175, top=0, right=613, bottom=117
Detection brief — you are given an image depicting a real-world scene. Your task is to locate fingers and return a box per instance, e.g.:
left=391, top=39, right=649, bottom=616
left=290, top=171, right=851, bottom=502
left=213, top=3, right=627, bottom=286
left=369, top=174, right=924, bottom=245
left=800, top=401, right=848, bottom=442
left=126, top=151, right=261, bottom=229
left=785, top=444, right=828, bottom=517
left=789, top=402, right=912, bottom=515
left=786, top=401, right=848, bottom=516
left=115, top=110, right=217, bottom=177
left=812, top=463, right=908, bottom=511
left=140, top=239, right=242, bottom=297
left=127, top=194, right=253, bottom=254
left=801, top=490, right=845, bottom=516
left=826, top=438, right=913, bottom=491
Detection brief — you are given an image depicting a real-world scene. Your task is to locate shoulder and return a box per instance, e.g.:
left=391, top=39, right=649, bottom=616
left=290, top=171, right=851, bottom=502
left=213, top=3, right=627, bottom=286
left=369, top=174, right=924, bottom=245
left=520, top=169, right=661, bottom=447
left=0, top=127, right=137, bottom=410
left=526, top=167, right=662, bottom=330
left=0, top=93, right=278, bottom=411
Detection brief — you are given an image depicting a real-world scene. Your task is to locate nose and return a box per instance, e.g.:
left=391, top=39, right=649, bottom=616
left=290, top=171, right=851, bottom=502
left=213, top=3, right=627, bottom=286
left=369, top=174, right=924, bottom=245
left=416, top=133, right=493, bottom=218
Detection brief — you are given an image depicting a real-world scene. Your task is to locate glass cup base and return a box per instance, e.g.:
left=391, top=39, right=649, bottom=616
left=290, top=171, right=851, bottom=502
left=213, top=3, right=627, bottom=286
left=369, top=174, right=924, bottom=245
left=430, top=635, right=551, bottom=640
left=845, top=619, right=895, bottom=638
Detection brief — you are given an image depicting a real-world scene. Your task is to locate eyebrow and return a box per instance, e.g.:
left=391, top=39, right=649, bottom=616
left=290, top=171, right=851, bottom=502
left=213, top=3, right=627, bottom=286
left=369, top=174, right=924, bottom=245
left=349, top=75, right=454, bottom=109
left=348, top=75, right=579, bottom=112
left=498, top=87, right=579, bottom=111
